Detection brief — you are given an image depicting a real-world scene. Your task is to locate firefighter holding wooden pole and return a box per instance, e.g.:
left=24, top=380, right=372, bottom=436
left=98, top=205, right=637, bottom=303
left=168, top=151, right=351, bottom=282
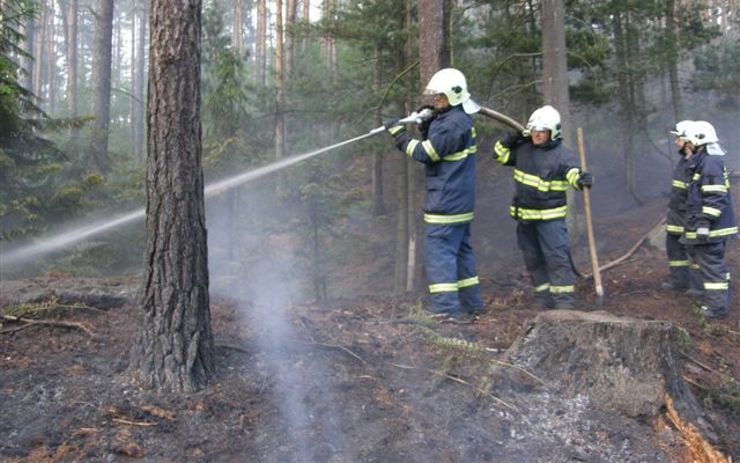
left=491, top=105, right=593, bottom=309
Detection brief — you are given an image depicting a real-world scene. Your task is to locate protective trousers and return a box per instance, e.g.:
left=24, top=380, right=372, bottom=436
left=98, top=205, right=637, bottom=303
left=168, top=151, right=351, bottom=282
left=516, top=219, right=575, bottom=307
left=666, top=232, right=690, bottom=289
left=686, top=240, right=731, bottom=315
left=424, top=223, right=483, bottom=315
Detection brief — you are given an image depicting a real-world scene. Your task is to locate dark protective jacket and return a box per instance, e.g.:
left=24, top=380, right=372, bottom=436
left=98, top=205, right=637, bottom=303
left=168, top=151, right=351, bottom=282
left=395, top=105, right=477, bottom=225
left=682, top=147, right=738, bottom=243
left=666, top=153, right=692, bottom=235
left=493, top=138, right=583, bottom=221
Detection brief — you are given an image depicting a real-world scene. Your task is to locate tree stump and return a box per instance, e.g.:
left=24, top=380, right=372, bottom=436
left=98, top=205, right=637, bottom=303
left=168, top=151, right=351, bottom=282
left=506, top=310, right=702, bottom=421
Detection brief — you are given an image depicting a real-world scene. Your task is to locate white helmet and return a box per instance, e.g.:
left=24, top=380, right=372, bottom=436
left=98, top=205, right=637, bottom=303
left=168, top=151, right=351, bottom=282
left=686, top=120, right=719, bottom=145
left=424, top=68, right=480, bottom=114
left=669, top=120, right=693, bottom=140
left=524, top=105, right=561, bottom=140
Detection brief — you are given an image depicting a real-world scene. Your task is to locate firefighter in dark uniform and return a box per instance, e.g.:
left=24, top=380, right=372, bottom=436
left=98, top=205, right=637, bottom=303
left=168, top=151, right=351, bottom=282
left=492, top=105, right=593, bottom=309
left=681, top=120, right=737, bottom=319
left=385, top=68, right=483, bottom=320
left=664, top=120, right=696, bottom=292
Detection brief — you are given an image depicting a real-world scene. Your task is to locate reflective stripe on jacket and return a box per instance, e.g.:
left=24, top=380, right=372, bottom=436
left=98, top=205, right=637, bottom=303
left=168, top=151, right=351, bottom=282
left=666, top=153, right=691, bottom=235
left=397, top=105, right=477, bottom=225
left=493, top=138, right=581, bottom=221
left=683, top=148, right=738, bottom=243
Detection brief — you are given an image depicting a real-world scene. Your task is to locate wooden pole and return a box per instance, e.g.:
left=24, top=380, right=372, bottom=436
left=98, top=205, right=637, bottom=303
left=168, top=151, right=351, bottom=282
left=576, top=127, right=604, bottom=302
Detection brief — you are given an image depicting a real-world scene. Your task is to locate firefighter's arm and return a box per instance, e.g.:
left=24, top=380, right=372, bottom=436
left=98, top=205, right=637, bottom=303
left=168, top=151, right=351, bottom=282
left=699, top=157, right=729, bottom=224
left=399, top=123, right=460, bottom=165
left=492, top=132, right=522, bottom=166
left=562, top=153, right=593, bottom=190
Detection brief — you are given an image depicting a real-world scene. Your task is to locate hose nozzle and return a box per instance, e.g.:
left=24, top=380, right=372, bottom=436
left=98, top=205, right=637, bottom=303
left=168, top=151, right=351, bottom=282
left=398, top=108, right=434, bottom=125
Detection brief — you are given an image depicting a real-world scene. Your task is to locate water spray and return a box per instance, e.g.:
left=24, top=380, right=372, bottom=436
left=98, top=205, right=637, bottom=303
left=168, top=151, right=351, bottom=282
left=0, top=109, right=434, bottom=268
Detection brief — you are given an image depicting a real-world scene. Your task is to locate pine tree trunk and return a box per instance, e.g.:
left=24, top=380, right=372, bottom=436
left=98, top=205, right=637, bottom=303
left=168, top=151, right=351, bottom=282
left=45, top=0, right=56, bottom=114
left=60, top=0, right=78, bottom=146
left=664, top=0, right=683, bottom=120
left=232, top=0, right=244, bottom=54
left=284, top=0, right=296, bottom=77
left=540, top=0, right=579, bottom=242
left=371, top=47, right=385, bottom=217
left=134, top=0, right=147, bottom=163
left=23, top=16, right=35, bottom=91
left=274, top=0, right=285, bottom=162
left=129, top=0, right=215, bottom=393
left=256, top=0, right=267, bottom=84
left=88, top=0, right=114, bottom=175
left=613, top=11, right=642, bottom=205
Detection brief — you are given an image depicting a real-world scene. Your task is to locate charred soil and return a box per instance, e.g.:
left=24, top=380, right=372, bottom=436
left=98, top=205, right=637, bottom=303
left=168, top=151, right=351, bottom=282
left=1, top=231, right=739, bottom=462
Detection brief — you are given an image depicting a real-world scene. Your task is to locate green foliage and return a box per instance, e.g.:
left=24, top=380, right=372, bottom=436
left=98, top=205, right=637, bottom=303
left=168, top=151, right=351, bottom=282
left=0, top=0, right=107, bottom=244
left=691, top=41, right=740, bottom=104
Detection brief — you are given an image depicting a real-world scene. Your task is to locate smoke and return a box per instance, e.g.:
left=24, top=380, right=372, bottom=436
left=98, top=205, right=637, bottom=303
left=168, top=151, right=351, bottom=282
left=207, top=183, right=347, bottom=462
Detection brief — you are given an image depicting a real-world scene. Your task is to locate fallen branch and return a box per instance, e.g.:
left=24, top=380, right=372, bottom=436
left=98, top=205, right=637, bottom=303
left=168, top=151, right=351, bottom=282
left=583, top=216, right=666, bottom=279
left=112, top=418, right=157, bottom=427
left=389, top=362, right=516, bottom=411
left=0, top=314, right=96, bottom=337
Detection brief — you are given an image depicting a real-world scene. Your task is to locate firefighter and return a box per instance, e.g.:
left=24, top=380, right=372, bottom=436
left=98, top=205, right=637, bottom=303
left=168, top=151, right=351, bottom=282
left=492, top=105, right=593, bottom=310
left=663, top=120, right=696, bottom=292
left=680, top=120, right=737, bottom=319
left=384, top=68, right=484, bottom=320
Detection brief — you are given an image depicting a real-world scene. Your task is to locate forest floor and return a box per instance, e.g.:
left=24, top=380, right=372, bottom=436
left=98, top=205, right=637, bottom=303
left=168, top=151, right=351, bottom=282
left=1, top=218, right=740, bottom=462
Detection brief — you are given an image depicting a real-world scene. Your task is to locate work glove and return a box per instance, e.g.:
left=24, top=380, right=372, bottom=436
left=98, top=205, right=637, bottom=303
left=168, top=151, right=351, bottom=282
left=501, top=131, right=526, bottom=149
left=384, top=118, right=406, bottom=137
left=417, top=104, right=435, bottom=139
left=577, top=171, right=594, bottom=189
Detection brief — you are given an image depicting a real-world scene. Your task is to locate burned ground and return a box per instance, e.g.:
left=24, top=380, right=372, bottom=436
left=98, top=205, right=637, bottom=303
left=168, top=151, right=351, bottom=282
left=1, top=229, right=738, bottom=462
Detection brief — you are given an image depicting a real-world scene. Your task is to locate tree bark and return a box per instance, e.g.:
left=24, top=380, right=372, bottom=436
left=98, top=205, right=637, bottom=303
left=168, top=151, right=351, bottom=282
left=613, top=10, right=642, bottom=205
left=284, top=0, right=296, bottom=77
left=540, top=0, right=579, bottom=241
left=274, top=0, right=286, bottom=166
left=371, top=46, right=385, bottom=217
left=60, top=0, right=78, bottom=146
left=88, top=0, right=114, bottom=175
left=134, top=0, right=147, bottom=163
left=256, top=0, right=267, bottom=84
left=664, top=0, right=683, bottom=120
left=128, top=0, right=215, bottom=393
left=507, top=310, right=705, bottom=424
left=232, top=0, right=244, bottom=54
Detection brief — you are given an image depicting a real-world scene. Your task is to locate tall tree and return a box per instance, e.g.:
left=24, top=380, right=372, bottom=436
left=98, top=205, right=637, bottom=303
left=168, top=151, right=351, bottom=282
left=88, top=0, right=114, bottom=175
left=232, top=0, right=244, bottom=54
left=60, top=0, right=79, bottom=147
left=129, top=0, right=215, bottom=392
left=256, top=0, right=266, bottom=84
left=133, top=0, right=147, bottom=162
left=275, top=0, right=286, bottom=165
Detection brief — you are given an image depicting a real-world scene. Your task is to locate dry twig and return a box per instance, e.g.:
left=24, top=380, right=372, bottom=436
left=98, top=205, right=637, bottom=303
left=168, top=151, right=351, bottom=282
left=0, top=314, right=96, bottom=337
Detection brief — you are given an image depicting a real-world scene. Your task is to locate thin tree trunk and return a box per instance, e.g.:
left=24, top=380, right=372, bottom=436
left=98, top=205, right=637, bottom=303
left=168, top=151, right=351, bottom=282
left=275, top=0, right=285, bottom=162
left=371, top=46, right=385, bottom=217
left=301, top=0, right=309, bottom=51
left=541, top=0, right=578, bottom=240
left=23, top=16, right=35, bottom=91
left=613, top=11, right=642, bottom=205
left=232, top=0, right=244, bottom=54
left=134, top=0, right=147, bottom=163
left=284, top=0, right=296, bottom=77
left=32, top=0, right=48, bottom=101
left=256, top=0, right=266, bottom=84
left=88, top=0, right=114, bottom=175
left=45, top=0, right=56, bottom=114
left=129, top=0, right=214, bottom=393
left=60, top=0, right=78, bottom=146
left=130, top=0, right=137, bottom=157
left=665, top=0, right=683, bottom=120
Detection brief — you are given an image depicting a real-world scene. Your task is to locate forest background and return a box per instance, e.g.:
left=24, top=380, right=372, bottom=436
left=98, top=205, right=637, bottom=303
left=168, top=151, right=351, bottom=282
left=1, top=0, right=739, bottom=301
